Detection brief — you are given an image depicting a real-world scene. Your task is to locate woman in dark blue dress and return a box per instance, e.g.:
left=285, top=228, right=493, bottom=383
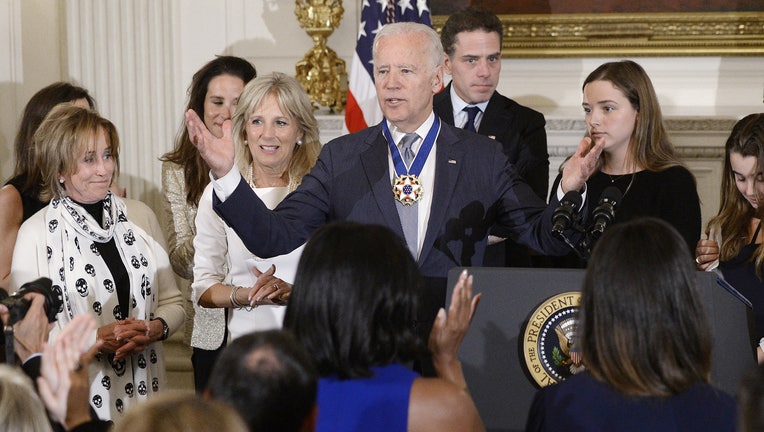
left=284, top=222, right=485, bottom=432
left=527, top=218, right=736, bottom=431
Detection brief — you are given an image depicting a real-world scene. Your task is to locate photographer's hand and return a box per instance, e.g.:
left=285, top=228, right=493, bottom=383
left=13, top=294, right=50, bottom=362
left=0, top=303, right=8, bottom=326
left=37, top=314, right=98, bottom=427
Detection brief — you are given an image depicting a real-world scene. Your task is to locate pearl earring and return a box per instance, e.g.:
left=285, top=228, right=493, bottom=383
left=296, top=139, right=303, bottom=147
left=59, top=178, right=65, bottom=184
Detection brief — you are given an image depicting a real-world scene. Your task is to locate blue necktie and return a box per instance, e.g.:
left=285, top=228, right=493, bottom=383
left=396, top=133, right=419, bottom=258
left=400, top=133, right=417, bottom=167
left=463, top=106, right=481, bottom=133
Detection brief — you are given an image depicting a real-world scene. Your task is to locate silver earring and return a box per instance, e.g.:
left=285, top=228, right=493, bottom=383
left=296, top=139, right=303, bottom=147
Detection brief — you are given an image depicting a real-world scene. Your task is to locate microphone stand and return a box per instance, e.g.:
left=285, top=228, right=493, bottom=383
left=557, top=221, right=590, bottom=260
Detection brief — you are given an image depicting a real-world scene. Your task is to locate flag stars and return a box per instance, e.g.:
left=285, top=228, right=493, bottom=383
left=398, top=0, right=413, bottom=14
left=416, top=0, right=429, bottom=17
left=372, top=20, right=385, bottom=36
left=376, top=0, right=389, bottom=14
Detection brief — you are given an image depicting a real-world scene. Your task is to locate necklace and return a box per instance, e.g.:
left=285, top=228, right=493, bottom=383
left=244, top=164, right=300, bottom=192
left=605, top=172, right=631, bottom=183
left=246, top=164, right=298, bottom=192
left=602, top=171, right=636, bottom=198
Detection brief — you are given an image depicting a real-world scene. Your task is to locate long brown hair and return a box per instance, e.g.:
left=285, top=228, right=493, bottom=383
left=12, top=82, right=95, bottom=193
left=581, top=218, right=712, bottom=396
left=584, top=60, right=682, bottom=172
left=708, top=113, right=764, bottom=274
left=160, top=56, right=256, bottom=206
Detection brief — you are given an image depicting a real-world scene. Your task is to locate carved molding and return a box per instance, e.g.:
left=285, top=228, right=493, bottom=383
left=550, top=145, right=724, bottom=159
left=316, top=113, right=345, bottom=131
left=432, top=12, right=764, bottom=58
left=546, top=117, right=737, bottom=133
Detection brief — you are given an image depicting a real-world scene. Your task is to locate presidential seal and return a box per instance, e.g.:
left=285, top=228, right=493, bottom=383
left=522, top=291, right=584, bottom=387
left=392, top=174, right=422, bottom=205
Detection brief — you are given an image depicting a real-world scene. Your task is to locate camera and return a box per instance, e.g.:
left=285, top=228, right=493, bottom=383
left=0, top=277, right=62, bottom=326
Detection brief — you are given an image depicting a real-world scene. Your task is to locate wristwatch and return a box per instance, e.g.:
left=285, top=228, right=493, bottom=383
left=156, top=318, right=169, bottom=341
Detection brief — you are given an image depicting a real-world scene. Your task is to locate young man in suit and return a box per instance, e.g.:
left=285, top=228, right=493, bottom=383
left=186, top=22, right=601, bottom=369
left=434, top=8, right=550, bottom=267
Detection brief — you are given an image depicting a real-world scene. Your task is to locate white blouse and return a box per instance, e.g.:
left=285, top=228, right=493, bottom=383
left=192, top=182, right=304, bottom=341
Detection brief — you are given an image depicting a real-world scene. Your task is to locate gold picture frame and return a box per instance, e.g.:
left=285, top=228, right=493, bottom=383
left=432, top=12, right=764, bottom=58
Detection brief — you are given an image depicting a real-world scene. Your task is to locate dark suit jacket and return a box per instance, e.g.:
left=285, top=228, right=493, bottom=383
left=213, top=121, right=570, bottom=328
left=433, top=83, right=549, bottom=200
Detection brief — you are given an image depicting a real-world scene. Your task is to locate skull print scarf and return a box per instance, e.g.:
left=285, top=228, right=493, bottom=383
left=44, top=191, right=164, bottom=420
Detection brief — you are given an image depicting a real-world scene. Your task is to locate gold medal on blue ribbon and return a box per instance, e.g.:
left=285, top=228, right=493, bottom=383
left=383, top=117, right=440, bottom=207
left=392, top=174, right=422, bottom=205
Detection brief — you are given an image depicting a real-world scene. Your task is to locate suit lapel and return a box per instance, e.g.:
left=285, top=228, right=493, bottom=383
left=359, top=126, right=407, bottom=238
left=420, top=124, right=464, bottom=263
left=434, top=83, right=456, bottom=126
left=476, top=91, right=509, bottom=138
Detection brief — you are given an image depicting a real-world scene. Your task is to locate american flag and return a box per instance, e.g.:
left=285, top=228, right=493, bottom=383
left=344, top=0, right=432, bottom=133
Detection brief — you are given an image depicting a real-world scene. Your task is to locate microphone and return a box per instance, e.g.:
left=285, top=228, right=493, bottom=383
left=552, top=190, right=583, bottom=239
left=590, top=186, right=623, bottom=237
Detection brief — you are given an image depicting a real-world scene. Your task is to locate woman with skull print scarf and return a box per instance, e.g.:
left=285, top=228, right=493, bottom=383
left=9, top=104, right=185, bottom=421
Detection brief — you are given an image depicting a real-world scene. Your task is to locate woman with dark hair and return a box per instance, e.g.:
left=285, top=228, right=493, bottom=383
left=0, top=82, right=96, bottom=288
left=526, top=218, right=736, bottom=431
left=696, top=113, right=764, bottom=362
left=159, top=55, right=256, bottom=390
left=284, top=222, right=485, bottom=432
left=550, top=60, right=700, bottom=266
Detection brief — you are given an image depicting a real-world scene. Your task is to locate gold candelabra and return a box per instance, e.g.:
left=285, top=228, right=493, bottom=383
left=294, top=0, right=347, bottom=113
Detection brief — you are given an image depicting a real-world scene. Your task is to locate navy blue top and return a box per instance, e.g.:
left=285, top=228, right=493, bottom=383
left=317, top=363, right=418, bottom=432
left=719, top=221, right=764, bottom=346
left=526, top=371, right=736, bottom=432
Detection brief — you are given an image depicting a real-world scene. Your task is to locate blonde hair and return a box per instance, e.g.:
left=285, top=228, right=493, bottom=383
left=0, top=364, right=53, bottom=432
left=231, top=72, right=320, bottom=187
left=33, top=103, right=120, bottom=202
left=112, top=391, right=248, bottom=432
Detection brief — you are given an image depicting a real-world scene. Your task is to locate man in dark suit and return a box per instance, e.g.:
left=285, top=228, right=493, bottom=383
left=434, top=8, right=550, bottom=267
left=186, top=22, right=601, bottom=360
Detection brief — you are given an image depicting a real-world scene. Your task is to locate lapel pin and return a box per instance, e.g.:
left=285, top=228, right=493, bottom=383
left=489, top=135, right=496, bottom=140
left=448, top=159, right=457, bottom=164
